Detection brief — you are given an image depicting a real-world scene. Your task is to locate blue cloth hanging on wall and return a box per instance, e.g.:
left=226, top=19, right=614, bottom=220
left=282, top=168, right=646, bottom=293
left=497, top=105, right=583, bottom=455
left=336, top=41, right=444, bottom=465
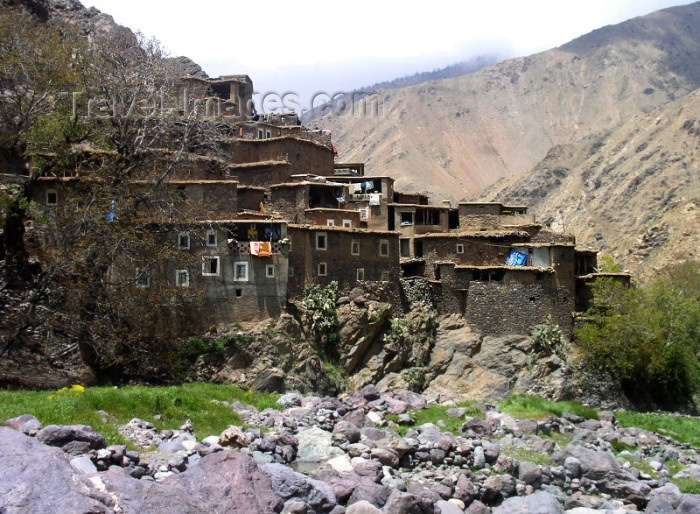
left=506, top=249, right=528, bottom=266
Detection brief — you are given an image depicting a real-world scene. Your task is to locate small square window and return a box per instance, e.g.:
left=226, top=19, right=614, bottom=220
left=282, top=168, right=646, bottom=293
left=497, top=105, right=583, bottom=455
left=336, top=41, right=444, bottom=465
left=317, top=262, right=327, bottom=276
left=266, top=264, right=275, bottom=278
left=46, top=189, right=58, bottom=205
left=176, top=270, right=189, bottom=287
left=234, top=261, right=249, bottom=281
left=358, top=208, right=369, bottom=220
left=356, top=268, right=365, bottom=281
left=202, top=256, right=220, bottom=276
left=456, top=244, right=464, bottom=254
left=326, top=219, right=335, bottom=227
left=400, top=212, right=413, bottom=225
left=178, top=232, right=190, bottom=250
left=316, top=233, right=327, bottom=251
left=235, top=288, right=242, bottom=297
left=342, top=219, right=352, bottom=228
left=379, top=239, right=389, bottom=257
left=206, top=230, right=218, bottom=247
left=351, top=241, right=360, bottom=256
left=380, top=271, right=390, bottom=282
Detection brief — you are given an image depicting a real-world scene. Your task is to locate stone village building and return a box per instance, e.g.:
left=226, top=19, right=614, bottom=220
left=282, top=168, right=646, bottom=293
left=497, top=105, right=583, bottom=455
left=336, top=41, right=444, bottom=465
left=15, top=73, right=629, bottom=335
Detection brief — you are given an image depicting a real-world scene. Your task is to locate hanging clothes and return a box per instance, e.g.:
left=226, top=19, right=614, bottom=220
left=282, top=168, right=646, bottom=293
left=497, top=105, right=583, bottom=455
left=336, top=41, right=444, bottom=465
left=369, top=193, right=381, bottom=206
left=250, top=241, right=260, bottom=256
left=353, top=183, right=362, bottom=193
left=258, top=242, right=272, bottom=257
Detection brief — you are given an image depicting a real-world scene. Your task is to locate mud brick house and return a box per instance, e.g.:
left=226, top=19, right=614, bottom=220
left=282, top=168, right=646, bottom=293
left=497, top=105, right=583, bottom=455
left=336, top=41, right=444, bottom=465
left=286, top=224, right=400, bottom=301
left=16, top=71, right=629, bottom=333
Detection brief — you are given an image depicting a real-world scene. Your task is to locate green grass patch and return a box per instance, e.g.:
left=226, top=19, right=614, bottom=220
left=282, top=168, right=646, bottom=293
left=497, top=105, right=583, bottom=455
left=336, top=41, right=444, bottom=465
left=542, top=431, right=572, bottom=448
left=610, top=440, right=637, bottom=453
left=615, top=411, right=700, bottom=447
left=498, top=395, right=599, bottom=421
left=386, top=402, right=485, bottom=436
left=500, top=445, right=554, bottom=466
left=0, top=383, right=280, bottom=446
left=674, top=478, right=700, bottom=494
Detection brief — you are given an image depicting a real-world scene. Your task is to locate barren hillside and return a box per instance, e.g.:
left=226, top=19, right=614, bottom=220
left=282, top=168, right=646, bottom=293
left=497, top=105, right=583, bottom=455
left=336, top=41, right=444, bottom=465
left=312, top=2, right=700, bottom=201
left=481, top=89, right=700, bottom=280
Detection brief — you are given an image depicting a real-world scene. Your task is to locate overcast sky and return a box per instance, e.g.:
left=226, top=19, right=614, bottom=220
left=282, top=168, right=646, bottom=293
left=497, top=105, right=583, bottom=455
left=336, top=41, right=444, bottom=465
left=83, top=0, right=693, bottom=111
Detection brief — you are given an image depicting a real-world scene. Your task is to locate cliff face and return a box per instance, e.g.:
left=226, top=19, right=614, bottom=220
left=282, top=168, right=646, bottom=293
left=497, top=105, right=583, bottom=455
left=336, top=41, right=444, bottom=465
left=310, top=2, right=700, bottom=202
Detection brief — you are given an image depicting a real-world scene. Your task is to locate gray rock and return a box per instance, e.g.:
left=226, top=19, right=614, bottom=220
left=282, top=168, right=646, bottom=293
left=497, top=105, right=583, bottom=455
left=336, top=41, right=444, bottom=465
left=557, top=445, right=630, bottom=482
left=482, top=475, right=502, bottom=502
left=347, top=482, right=391, bottom=509
left=466, top=500, right=490, bottom=514
left=262, top=463, right=337, bottom=513
left=436, top=499, right=464, bottom=514
left=383, top=489, right=435, bottom=513
left=482, top=440, right=500, bottom=463
left=282, top=499, right=308, bottom=514
left=69, top=456, right=97, bottom=474
left=676, top=494, right=700, bottom=513
left=278, top=392, right=303, bottom=408
left=370, top=448, right=399, bottom=467
left=473, top=446, right=486, bottom=469
left=518, top=461, right=542, bottom=486
left=296, top=427, right=345, bottom=463
left=0, top=427, right=114, bottom=511
left=492, top=491, right=565, bottom=513
left=563, top=456, right=582, bottom=478
left=5, top=414, right=42, bottom=434
left=36, top=424, right=107, bottom=454
left=333, top=421, right=361, bottom=444
left=345, top=500, right=382, bottom=514
left=219, top=425, right=247, bottom=448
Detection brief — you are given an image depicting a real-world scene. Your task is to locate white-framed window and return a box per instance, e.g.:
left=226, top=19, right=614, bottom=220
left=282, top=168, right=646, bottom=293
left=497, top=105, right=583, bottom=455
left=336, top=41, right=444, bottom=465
left=234, top=261, right=249, bottom=281
left=266, top=264, right=275, bottom=278
left=317, top=262, right=327, bottom=276
left=202, top=256, right=220, bottom=276
left=206, top=230, right=218, bottom=247
left=135, top=268, right=150, bottom=288
left=351, top=240, right=360, bottom=256
left=178, top=232, right=190, bottom=250
left=176, top=269, right=189, bottom=287
left=380, top=271, right=390, bottom=282
left=46, top=189, right=58, bottom=206
left=379, top=239, right=389, bottom=257
left=358, top=207, right=369, bottom=220
left=258, top=129, right=264, bottom=139
left=356, top=268, right=365, bottom=281
left=342, top=219, right=352, bottom=228
left=266, top=130, right=272, bottom=138
left=456, top=243, right=464, bottom=254
left=326, top=219, right=335, bottom=227
left=316, top=232, right=328, bottom=251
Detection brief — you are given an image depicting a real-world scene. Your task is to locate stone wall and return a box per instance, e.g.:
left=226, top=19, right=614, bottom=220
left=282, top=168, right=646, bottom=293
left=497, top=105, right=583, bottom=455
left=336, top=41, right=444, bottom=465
left=464, top=280, right=574, bottom=338
left=223, top=137, right=334, bottom=176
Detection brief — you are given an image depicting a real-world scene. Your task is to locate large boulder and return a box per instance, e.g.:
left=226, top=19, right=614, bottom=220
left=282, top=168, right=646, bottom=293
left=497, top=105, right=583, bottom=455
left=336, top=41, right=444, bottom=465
left=296, top=427, right=344, bottom=463
left=261, top=463, right=336, bottom=513
left=36, top=424, right=107, bottom=456
left=99, top=449, right=284, bottom=513
left=0, top=427, right=112, bottom=512
left=492, top=491, right=565, bottom=513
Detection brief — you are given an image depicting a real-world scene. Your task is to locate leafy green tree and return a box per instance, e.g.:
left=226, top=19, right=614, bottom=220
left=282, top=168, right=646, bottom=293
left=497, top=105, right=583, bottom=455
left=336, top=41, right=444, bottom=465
left=575, top=262, right=700, bottom=408
left=301, top=281, right=339, bottom=355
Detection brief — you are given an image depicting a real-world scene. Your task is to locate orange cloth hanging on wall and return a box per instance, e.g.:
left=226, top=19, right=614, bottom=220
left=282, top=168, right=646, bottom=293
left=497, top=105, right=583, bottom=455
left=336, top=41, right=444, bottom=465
left=258, top=242, right=272, bottom=257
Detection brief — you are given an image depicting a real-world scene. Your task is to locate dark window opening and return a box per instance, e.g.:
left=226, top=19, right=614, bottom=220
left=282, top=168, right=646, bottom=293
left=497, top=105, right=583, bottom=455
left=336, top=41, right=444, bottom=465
left=471, top=269, right=505, bottom=282
left=401, top=260, right=425, bottom=278
left=448, top=210, right=459, bottom=229
left=400, top=239, right=411, bottom=257
left=414, top=240, right=424, bottom=258
left=435, top=265, right=441, bottom=280
left=235, top=289, right=242, bottom=297
left=416, top=209, right=441, bottom=225
left=400, top=212, right=414, bottom=225
left=309, top=185, right=344, bottom=209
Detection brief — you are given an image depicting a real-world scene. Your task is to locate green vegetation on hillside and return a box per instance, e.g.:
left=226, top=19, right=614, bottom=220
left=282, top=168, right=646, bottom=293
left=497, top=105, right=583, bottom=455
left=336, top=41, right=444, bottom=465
left=498, top=394, right=599, bottom=421
left=0, top=383, right=279, bottom=446
left=386, top=402, right=485, bottom=436
left=616, top=411, right=700, bottom=447
left=575, top=262, right=700, bottom=409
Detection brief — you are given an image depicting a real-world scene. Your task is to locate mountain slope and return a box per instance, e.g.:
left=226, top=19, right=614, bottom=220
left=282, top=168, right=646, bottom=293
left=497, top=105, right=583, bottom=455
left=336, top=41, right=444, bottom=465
left=313, top=2, right=700, bottom=201
left=480, top=88, right=700, bottom=279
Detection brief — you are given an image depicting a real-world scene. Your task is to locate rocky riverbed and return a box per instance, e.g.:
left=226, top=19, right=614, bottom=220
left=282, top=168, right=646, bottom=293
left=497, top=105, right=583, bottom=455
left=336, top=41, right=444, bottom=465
left=2, top=385, right=699, bottom=513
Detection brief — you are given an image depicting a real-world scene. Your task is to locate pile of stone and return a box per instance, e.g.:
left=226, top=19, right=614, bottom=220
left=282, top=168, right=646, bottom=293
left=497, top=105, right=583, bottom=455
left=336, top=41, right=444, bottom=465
left=2, top=386, right=700, bottom=513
